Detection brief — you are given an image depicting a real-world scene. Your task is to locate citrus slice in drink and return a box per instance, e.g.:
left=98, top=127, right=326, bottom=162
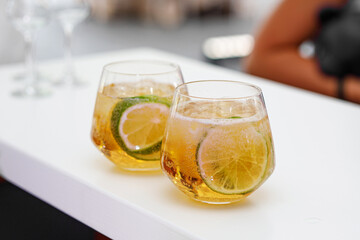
left=196, top=124, right=268, bottom=194
left=111, top=95, right=171, bottom=160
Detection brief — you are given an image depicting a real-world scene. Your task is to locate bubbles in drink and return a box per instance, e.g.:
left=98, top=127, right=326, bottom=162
left=103, top=80, right=175, bottom=98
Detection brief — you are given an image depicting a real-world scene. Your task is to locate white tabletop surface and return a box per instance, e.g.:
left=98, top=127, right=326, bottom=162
left=1, top=48, right=360, bottom=240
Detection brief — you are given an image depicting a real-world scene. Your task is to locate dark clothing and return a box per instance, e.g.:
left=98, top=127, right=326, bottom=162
left=315, top=0, right=360, bottom=77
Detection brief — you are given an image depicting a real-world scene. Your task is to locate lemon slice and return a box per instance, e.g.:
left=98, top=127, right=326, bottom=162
left=111, top=95, right=170, bottom=160
left=196, top=124, right=268, bottom=194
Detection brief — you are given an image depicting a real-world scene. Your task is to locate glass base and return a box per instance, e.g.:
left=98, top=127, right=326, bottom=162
left=53, top=74, right=87, bottom=87
left=191, top=197, right=245, bottom=205
left=111, top=159, right=161, bottom=173
left=12, top=85, right=52, bottom=98
left=115, top=168, right=162, bottom=176
left=13, top=71, right=47, bottom=82
left=181, top=191, right=248, bottom=205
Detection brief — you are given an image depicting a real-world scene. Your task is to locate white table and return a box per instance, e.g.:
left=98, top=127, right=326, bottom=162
left=1, top=48, right=360, bottom=240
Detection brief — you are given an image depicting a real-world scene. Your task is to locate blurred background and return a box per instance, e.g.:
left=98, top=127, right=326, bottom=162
left=0, top=0, right=281, bottom=71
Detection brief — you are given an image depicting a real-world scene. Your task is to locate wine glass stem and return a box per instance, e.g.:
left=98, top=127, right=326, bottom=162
left=64, top=27, right=75, bottom=81
left=24, top=33, right=36, bottom=92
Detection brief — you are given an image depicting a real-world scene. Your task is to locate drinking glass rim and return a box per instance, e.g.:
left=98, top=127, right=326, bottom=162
left=175, top=80, right=263, bottom=100
left=103, top=59, right=181, bottom=76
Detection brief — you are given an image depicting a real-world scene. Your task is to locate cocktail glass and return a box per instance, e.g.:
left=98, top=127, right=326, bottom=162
left=161, top=80, right=275, bottom=204
left=91, top=60, right=184, bottom=171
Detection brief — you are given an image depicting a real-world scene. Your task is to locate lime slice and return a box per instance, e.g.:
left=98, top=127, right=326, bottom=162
left=111, top=95, right=170, bottom=160
left=196, top=124, right=268, bottom=194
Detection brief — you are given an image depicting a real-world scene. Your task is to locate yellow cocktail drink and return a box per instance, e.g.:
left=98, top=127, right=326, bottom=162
left=91, top=81, right=175, bottom=170
left=161, top=80, right=275, bottom=204
left=90, top=60, right=184, bottom=171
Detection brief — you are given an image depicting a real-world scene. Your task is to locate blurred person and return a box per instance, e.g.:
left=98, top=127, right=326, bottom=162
left=245, top=0, right=360, bottom=104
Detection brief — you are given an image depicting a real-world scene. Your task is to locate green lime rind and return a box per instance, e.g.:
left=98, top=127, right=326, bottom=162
left=110, top=95, right=171, bottom=161
left=195, top=127, right=269, bottom=195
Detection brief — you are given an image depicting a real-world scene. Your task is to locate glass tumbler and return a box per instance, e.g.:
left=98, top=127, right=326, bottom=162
left=161, top=80, right=275, bottom=204
left=91, top=60, right=184, bottom=171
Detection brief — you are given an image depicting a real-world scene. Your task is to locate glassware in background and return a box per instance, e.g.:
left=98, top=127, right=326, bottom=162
left=161, top=80, right=275, bottom=204
left=6, top=0, right=51, bottom=97
left=51, top=0, right=90, bottom=86
left=91, top=60, right=184, bottom=171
